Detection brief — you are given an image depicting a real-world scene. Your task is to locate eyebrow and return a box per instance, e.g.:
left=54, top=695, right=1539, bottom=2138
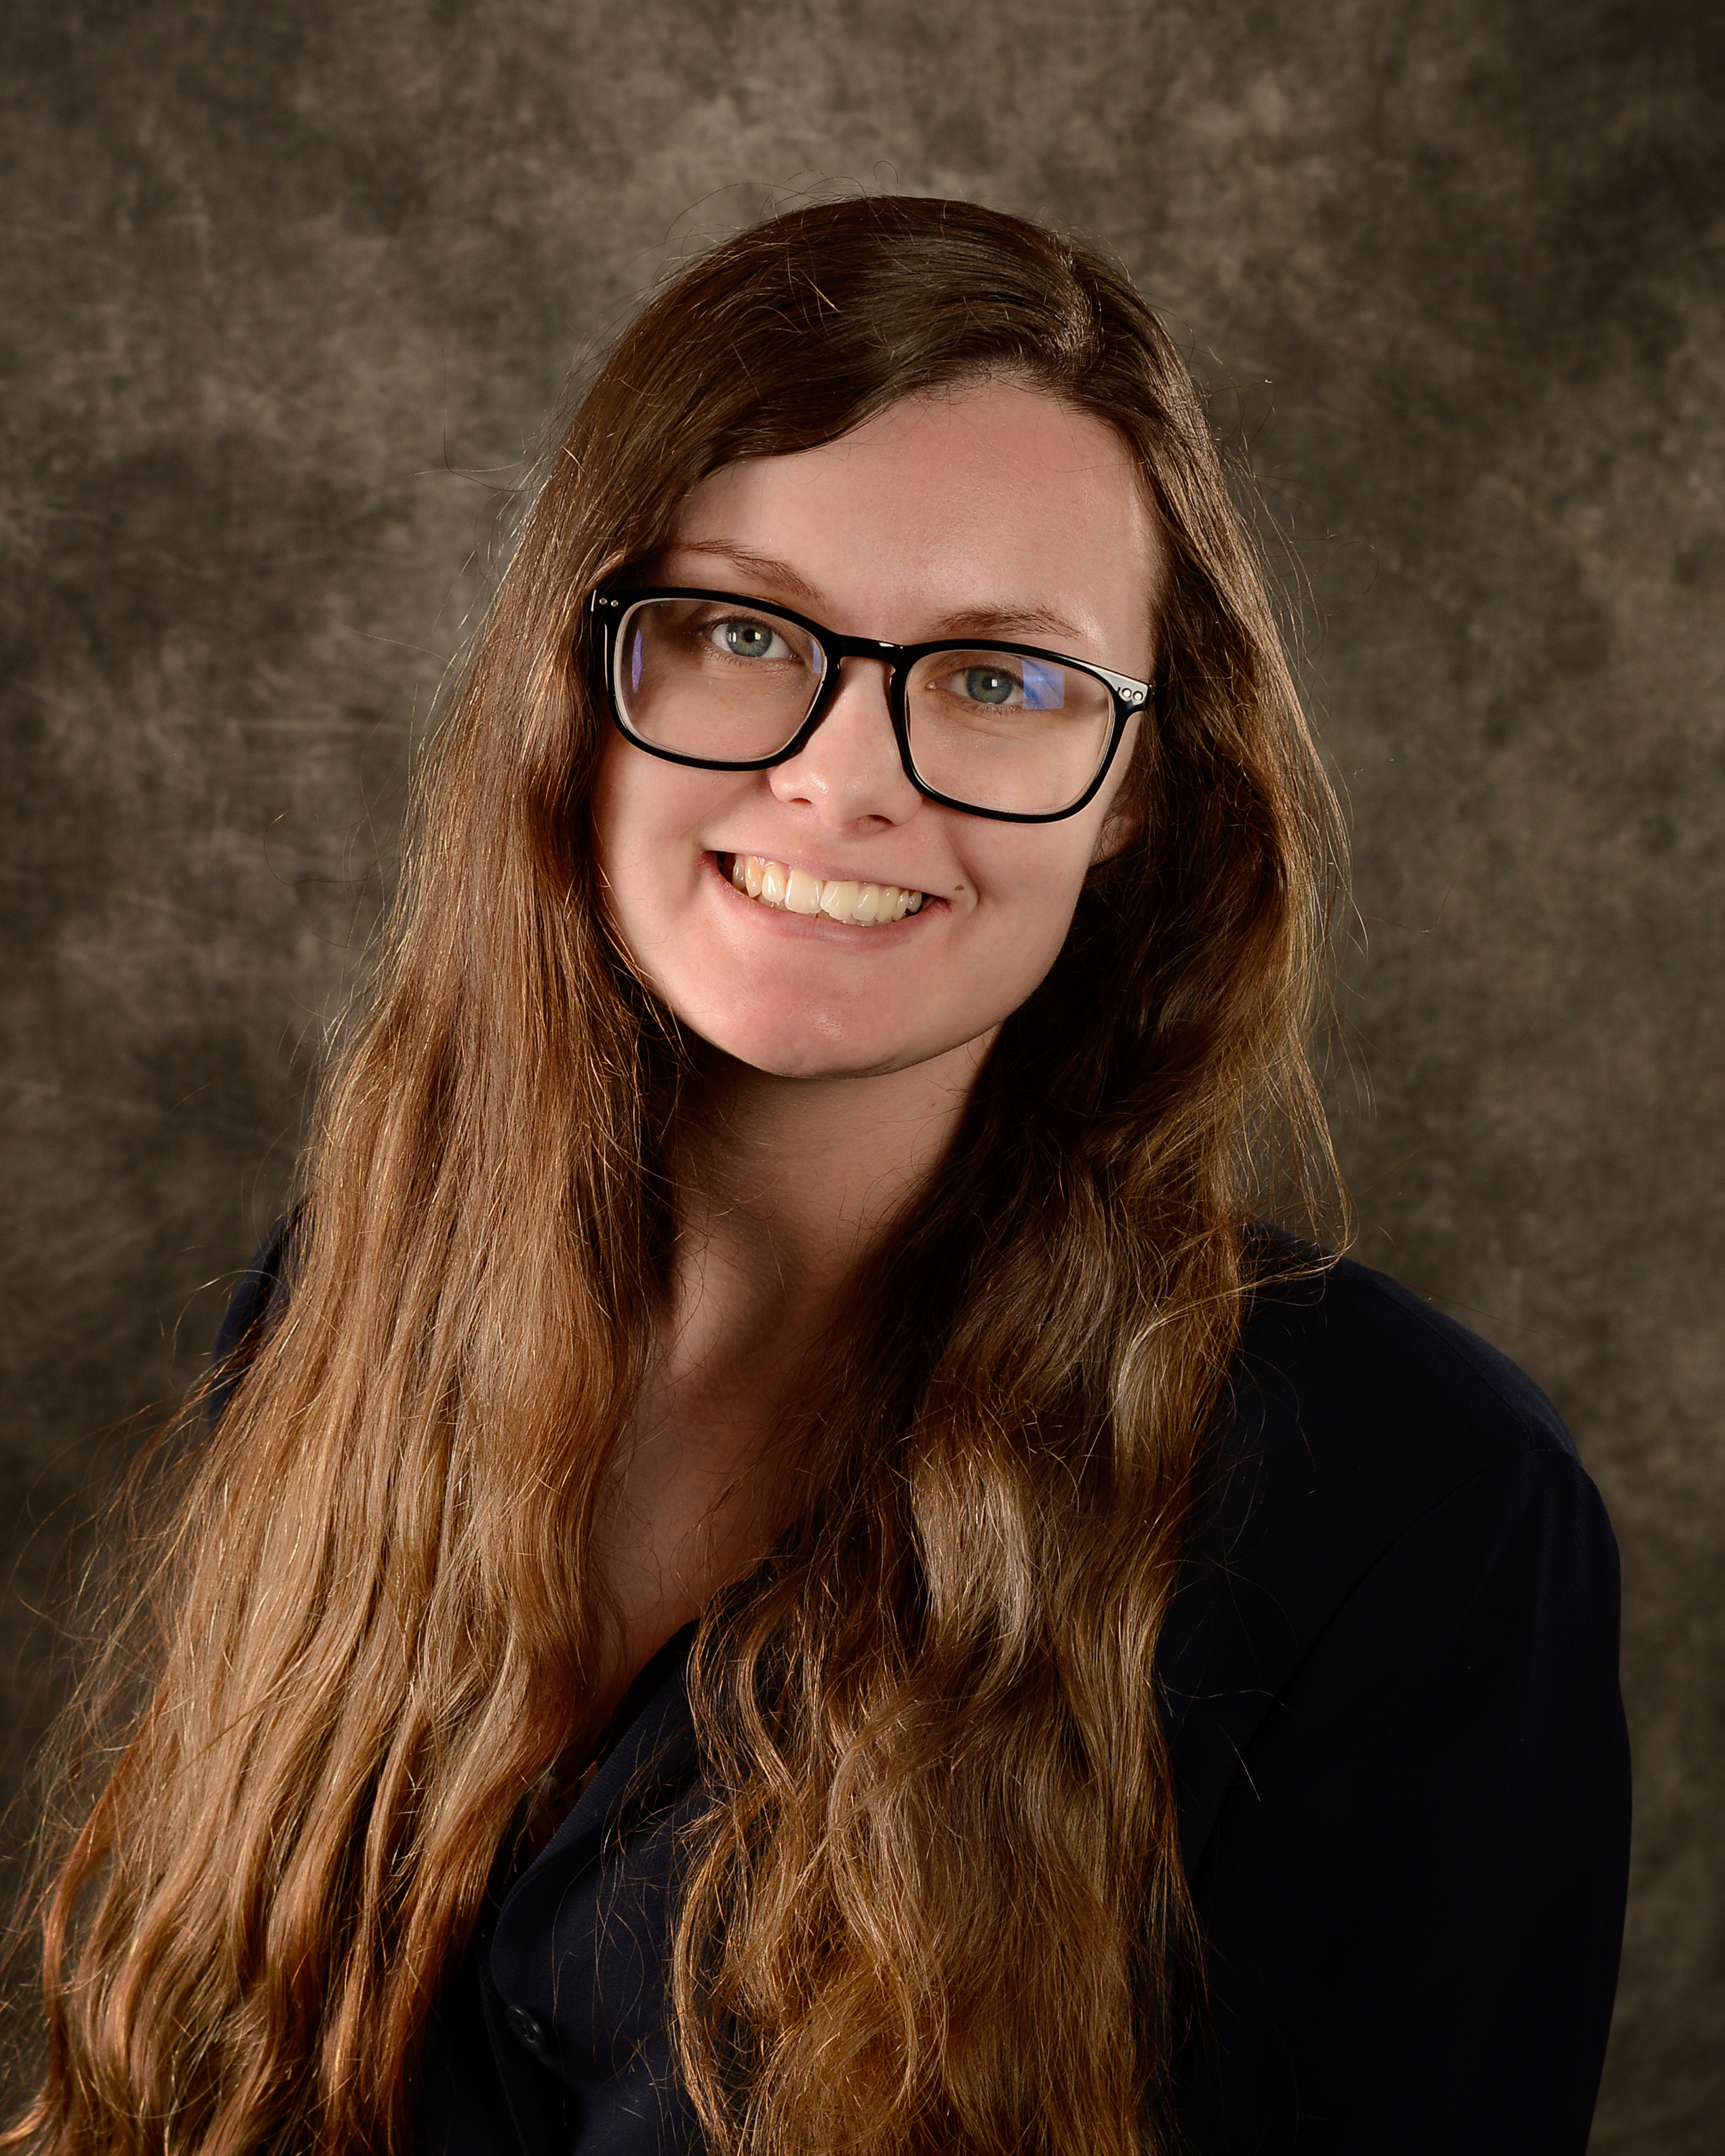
left=929, top=603, right=1085, bottom=645
left=666, top=541, right=824, bottom=607
left=663, top=542, right=1086, bottom=648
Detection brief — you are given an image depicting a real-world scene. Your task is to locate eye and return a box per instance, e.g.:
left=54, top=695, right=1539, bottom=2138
left=952, top=663, right=1021, bottom=707
left=705, top=615, right=795, bottom=662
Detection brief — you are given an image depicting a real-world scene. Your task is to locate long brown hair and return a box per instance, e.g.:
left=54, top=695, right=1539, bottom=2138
left=8, top=196, right=1343, bottom=2156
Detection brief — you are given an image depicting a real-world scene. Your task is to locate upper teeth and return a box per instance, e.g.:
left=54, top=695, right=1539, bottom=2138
left=728, top=854, right=925, bottom=925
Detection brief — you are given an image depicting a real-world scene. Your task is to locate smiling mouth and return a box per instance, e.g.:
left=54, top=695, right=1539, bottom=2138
left=722, top=853, right=927, bottom=926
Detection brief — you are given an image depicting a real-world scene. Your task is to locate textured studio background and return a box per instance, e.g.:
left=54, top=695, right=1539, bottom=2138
left=2, top=0, right=1721, bottom=2143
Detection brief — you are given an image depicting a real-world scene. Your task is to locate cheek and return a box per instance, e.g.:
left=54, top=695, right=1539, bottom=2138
left=968, top=821, right=1106, bottom=923
left=586, top=750, right=704, bottom=997
left=588, top=732, right=646, bottom=872
left=958, top=831, right=1108, bottom=1008
left=587, top=747, right=653, bottom=963
left=589, top=742, right=724, bottom=908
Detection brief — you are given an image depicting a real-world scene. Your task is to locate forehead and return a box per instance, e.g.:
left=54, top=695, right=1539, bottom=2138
left=663, top=379, right=1162, bottom=660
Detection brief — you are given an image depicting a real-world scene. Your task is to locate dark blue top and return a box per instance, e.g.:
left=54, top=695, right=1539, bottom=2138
left=216, top=1241, right=1631, bottom=2154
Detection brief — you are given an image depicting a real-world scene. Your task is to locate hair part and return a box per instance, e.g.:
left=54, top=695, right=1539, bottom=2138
left=9, top=195, right=1345, bottom=2156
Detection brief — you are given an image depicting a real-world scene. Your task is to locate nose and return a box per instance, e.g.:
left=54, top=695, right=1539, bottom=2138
left=766, top=658, right=922, bottom=830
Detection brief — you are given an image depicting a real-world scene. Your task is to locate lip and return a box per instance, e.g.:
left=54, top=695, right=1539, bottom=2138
left=705, top=852, right=944, bottom=936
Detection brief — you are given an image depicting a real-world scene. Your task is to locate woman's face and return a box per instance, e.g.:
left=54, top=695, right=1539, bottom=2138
left=591, top=378, right=1164, bottom=1082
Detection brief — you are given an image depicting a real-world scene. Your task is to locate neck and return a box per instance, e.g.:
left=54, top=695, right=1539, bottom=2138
left=668, top=1030, right=993, bottom=1326
left=587, top=1030, right=992, bottom=1699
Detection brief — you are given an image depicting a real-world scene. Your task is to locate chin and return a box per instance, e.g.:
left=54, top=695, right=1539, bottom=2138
left=685, top=1005, right=939, bottom=1082
left=709, top=1033, right=914, bottom=1082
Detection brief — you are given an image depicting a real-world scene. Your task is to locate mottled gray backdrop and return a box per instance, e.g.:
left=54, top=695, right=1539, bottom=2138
left=3, top=0, right=1720, bottom=2143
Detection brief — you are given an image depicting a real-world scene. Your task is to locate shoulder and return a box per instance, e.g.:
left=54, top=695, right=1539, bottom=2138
left=1218, top=1235, right=1618, bottom=1690
left=1164, top=1245, right=1631, bottom=2147
left=1227, top=1237, right=1582, bottom=1524
left=1160, top=1236, right=1620, bottom=1876
left=1205, top=1234, right=1605, bottom=1631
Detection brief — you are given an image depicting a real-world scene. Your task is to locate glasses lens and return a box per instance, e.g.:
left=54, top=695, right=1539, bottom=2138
left=904, top=649, right=1115, bottom=815
left=613, top=598, right=824, bottom=763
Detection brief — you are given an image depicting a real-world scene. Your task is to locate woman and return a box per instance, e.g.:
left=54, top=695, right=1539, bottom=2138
left=11, top=197, right=1628, bottom=2156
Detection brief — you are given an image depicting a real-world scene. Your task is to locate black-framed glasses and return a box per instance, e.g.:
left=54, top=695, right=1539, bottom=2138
left=588, top=586, right=1154, bottom=824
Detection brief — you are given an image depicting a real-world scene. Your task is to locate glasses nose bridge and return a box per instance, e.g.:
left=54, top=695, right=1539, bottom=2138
left=808, top=630, right=906, bottom=727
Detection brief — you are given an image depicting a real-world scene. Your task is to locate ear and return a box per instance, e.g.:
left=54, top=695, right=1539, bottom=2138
left=1089, top=787, right=1143, bottom=867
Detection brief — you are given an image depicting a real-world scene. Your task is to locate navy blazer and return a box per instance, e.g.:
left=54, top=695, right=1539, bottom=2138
left=216, top=1243, right=1631, bottom=2153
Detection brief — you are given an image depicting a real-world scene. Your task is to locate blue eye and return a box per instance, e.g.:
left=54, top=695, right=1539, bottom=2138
left=962, top=665, right=1017, bottom=706
left=715, top=619, right=785, bottom=660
